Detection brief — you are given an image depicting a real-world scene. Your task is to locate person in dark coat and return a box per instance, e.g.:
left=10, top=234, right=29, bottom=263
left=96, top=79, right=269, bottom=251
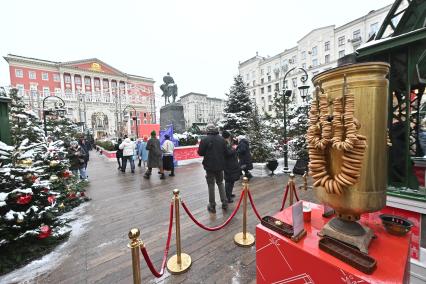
left=115, top=138, right=123, bottom=170
left=222, top=131, right=241, bottom=203
left=68, top=141, right=87, bottom=180
left=144, top=131, right=165, bottom=179
left=197, top=124, right=227, bottom=213
left=237, top=135, right=253, bottom=179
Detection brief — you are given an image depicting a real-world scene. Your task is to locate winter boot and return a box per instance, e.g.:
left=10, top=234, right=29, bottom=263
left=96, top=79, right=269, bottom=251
left=160, top=173, right=166, bottom=180
left=207, top=204, right=216, bottom=213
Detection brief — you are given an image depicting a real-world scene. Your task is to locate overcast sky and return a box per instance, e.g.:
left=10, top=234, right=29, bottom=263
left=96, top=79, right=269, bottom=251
left=0, top=0, right=393, bottom=100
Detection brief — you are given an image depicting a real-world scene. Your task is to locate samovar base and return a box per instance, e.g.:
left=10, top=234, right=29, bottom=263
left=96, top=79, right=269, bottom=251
left=319, top=218, right=375, bottom=254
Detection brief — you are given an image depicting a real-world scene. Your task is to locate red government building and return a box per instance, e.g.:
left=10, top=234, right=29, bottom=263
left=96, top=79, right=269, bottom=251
left=4, top=54, right=157, bottom=139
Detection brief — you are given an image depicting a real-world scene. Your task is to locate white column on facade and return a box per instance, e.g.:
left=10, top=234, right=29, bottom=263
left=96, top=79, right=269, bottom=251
left=71, top=74, right=75, bottom=100
left=124, top=82, right=129, bottom=105
left=60, top=72, right=65, bottom=98
left=91, top=76, right=95, bottom=102
left=108, top=79, right=113, bottom=102
left=100, top=77, right=104, bottom=102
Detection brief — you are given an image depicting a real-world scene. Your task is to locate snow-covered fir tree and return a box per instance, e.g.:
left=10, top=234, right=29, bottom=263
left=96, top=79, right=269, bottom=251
left=221, top=75, right=252, bottom=136
left=45, top=116, right=79, bottom=148
left=247, top=103, right=274, bottom=162
left=287, top=100, right=309, bottom=161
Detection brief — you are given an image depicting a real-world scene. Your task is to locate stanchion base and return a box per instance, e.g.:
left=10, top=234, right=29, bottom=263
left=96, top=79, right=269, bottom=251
left=234, top=232, right=255, bottom=247
left=167, top=253, right=192, bottom=274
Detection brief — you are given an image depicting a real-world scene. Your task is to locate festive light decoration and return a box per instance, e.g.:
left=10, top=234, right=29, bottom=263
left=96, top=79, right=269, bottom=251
left=47, top=195, right=56, bottom=204
left=18, top=159, right=33, bottom=167
left=38, top=225, right=52, bottom=239
left=16, top=194, right=32, bottom=205
left=58, top=203, right=65, bottom=209
left=49, top=175, right=59, bottom=182
left=49, top=160, right=59, bottom=167
left=62, top=170, right=71, bottom=178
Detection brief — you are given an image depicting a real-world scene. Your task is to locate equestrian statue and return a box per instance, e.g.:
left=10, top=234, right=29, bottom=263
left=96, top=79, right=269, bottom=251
left=160, top=72, right=178, bottom=105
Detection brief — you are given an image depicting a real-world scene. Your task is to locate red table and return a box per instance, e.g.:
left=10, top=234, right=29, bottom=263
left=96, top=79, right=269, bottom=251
left=256, top=201, right=411, bottom=283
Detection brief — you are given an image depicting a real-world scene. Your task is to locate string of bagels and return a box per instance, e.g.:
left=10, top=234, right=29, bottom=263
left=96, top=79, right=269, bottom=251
left=307, top=78, right=367, bottom=195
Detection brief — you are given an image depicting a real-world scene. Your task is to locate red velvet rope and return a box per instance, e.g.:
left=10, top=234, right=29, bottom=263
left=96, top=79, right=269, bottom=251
left=247, top=190, right=262, bottom=221
left=181, top=190, right=244, bottom=231
left=280, top=182, right=300, bottom=211
left=140, top=202, right=174, bottom=278
left=280, top=184, right=290, bottom=211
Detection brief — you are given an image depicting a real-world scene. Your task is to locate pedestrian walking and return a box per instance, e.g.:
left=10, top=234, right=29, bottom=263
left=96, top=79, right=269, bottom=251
left=237, top=135, right=253, bottom=179
left=68, top=140, right=88, bottom=181
left=222, top=131, right=241, bottom=203
left=144, top=131, right=165, bottom=179
left=162, top=134, right=175, bottom=176
left=119, top=137, right=136, bottom=173
left=79, top=138, right=90, bottom=174
left=197, top=124, right=227, bottom=213
left=136, top=139, right=142, bottom=167
left=138, top=136, right=149, bottom=168
left=115, top=138, right=123, bottom=170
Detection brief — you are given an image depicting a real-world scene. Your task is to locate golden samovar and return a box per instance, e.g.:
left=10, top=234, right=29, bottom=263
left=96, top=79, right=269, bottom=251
left=310, top=62, right=390, bottom=253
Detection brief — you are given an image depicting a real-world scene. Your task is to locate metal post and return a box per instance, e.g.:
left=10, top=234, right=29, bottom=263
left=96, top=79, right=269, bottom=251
left=289, top=174, right=294, bottom=206
left=283, top=92, right=289, bottom=171
left=127, top=228, right=142, bottom=284
left=135, top=115, right=139, bottom=138
left=234, top=177, right=255, bottom=247
left=167, top=189, right=192, bottom=274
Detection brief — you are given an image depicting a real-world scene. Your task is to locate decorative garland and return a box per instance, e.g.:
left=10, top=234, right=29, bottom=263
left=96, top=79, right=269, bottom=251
left=307, top=86, right=367, bottom=195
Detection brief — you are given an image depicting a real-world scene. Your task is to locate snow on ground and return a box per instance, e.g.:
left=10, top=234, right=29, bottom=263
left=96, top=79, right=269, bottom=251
left=0, top=204, right=92, bottom=284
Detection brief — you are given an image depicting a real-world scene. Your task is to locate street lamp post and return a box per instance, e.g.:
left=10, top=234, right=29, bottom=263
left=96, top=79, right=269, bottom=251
left=275, top=67, right=310, bottom=173
left=123, top=105, right=138, bottom=138
left=42, top=95, right=66, bottom=136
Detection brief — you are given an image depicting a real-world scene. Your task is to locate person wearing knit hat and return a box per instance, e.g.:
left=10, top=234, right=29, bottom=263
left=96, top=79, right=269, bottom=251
left=198, top=124, right=228, bottom=213
left=138, top=137, right=149, bottom=168
left=144, top=130, right=165, bottom=179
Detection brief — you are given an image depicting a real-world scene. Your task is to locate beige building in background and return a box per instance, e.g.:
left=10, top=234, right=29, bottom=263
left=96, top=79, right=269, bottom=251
left=178, top=92, right=226, bottom=129
left=238, top=4, right=391, bottom=116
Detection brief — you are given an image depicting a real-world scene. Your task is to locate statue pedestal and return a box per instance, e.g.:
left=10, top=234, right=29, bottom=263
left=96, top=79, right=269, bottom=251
left=160, top=103, right=185, bottom=133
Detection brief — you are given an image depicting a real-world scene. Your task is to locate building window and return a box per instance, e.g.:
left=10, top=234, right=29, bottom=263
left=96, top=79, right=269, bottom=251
left=291, top=55, right=297, bottom=64
left=325, top=54, right=330, bottom=64
left=53, top=74, right=60, bottom=82
left=15, top=69, right=23, bottom=78
left=16, top=84, right=24, bottom=95
left=65, top=75, right=71, bottom=83
left=253, top=89, right=256, bottom=96
left=369, top=22, right=379, bottom=37
left=55, top=88, right=61, bottom=96
left=338, top=36, right=345, bottom=46
left=338, top=50, right=345, bottom=58
left=325, top=41, right=330, bottom=51
left=260, top=69, right=264, bottom=75
left=268, top=95, right=272, bottom=102
left=261, top=87, right=264, bottom=94
left=252, top=80, right=256, bottom=86
left=267, top=85, right=272, bottom=93
left=84, top=77, right=91, bottom=85
left=312, top=46, right=317, bottom=56
left=275, top=83, right=279, bottom=92
left=267, top=75, right=271, bottom=82
left=261, top=78, right=264, bottom=84
left=75, top=76, right=81, bottom=84
left=312, top=59, right=318, bottom=67
left=42, top=72, right=49, bottom=81
left=267, top=66, right=271, bottom=74
left=292, top=78, right=297, bottom=88
left=94, top=79, right=100, bottom=87
left=29, top=71, right=36, bottom=80
left=268, top=105, right=272, bottom=111
left=301, top=51, right=306, bottom=60
left=353, top=29, right=361, bottom=40
left=43, top=87, right=50, bottom=97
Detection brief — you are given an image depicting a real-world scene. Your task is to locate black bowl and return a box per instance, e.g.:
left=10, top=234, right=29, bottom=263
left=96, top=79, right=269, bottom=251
left=379, top=214, right=413, bottom=236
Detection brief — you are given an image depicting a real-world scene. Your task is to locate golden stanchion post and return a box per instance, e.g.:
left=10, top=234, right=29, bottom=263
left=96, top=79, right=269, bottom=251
left=303, top=171, right=308, bottom=191
left=128, top=228, right=143, bottom=284
left=167, top=189, right=192, bottom=274
left=234, top=177, right=255, bottom=247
